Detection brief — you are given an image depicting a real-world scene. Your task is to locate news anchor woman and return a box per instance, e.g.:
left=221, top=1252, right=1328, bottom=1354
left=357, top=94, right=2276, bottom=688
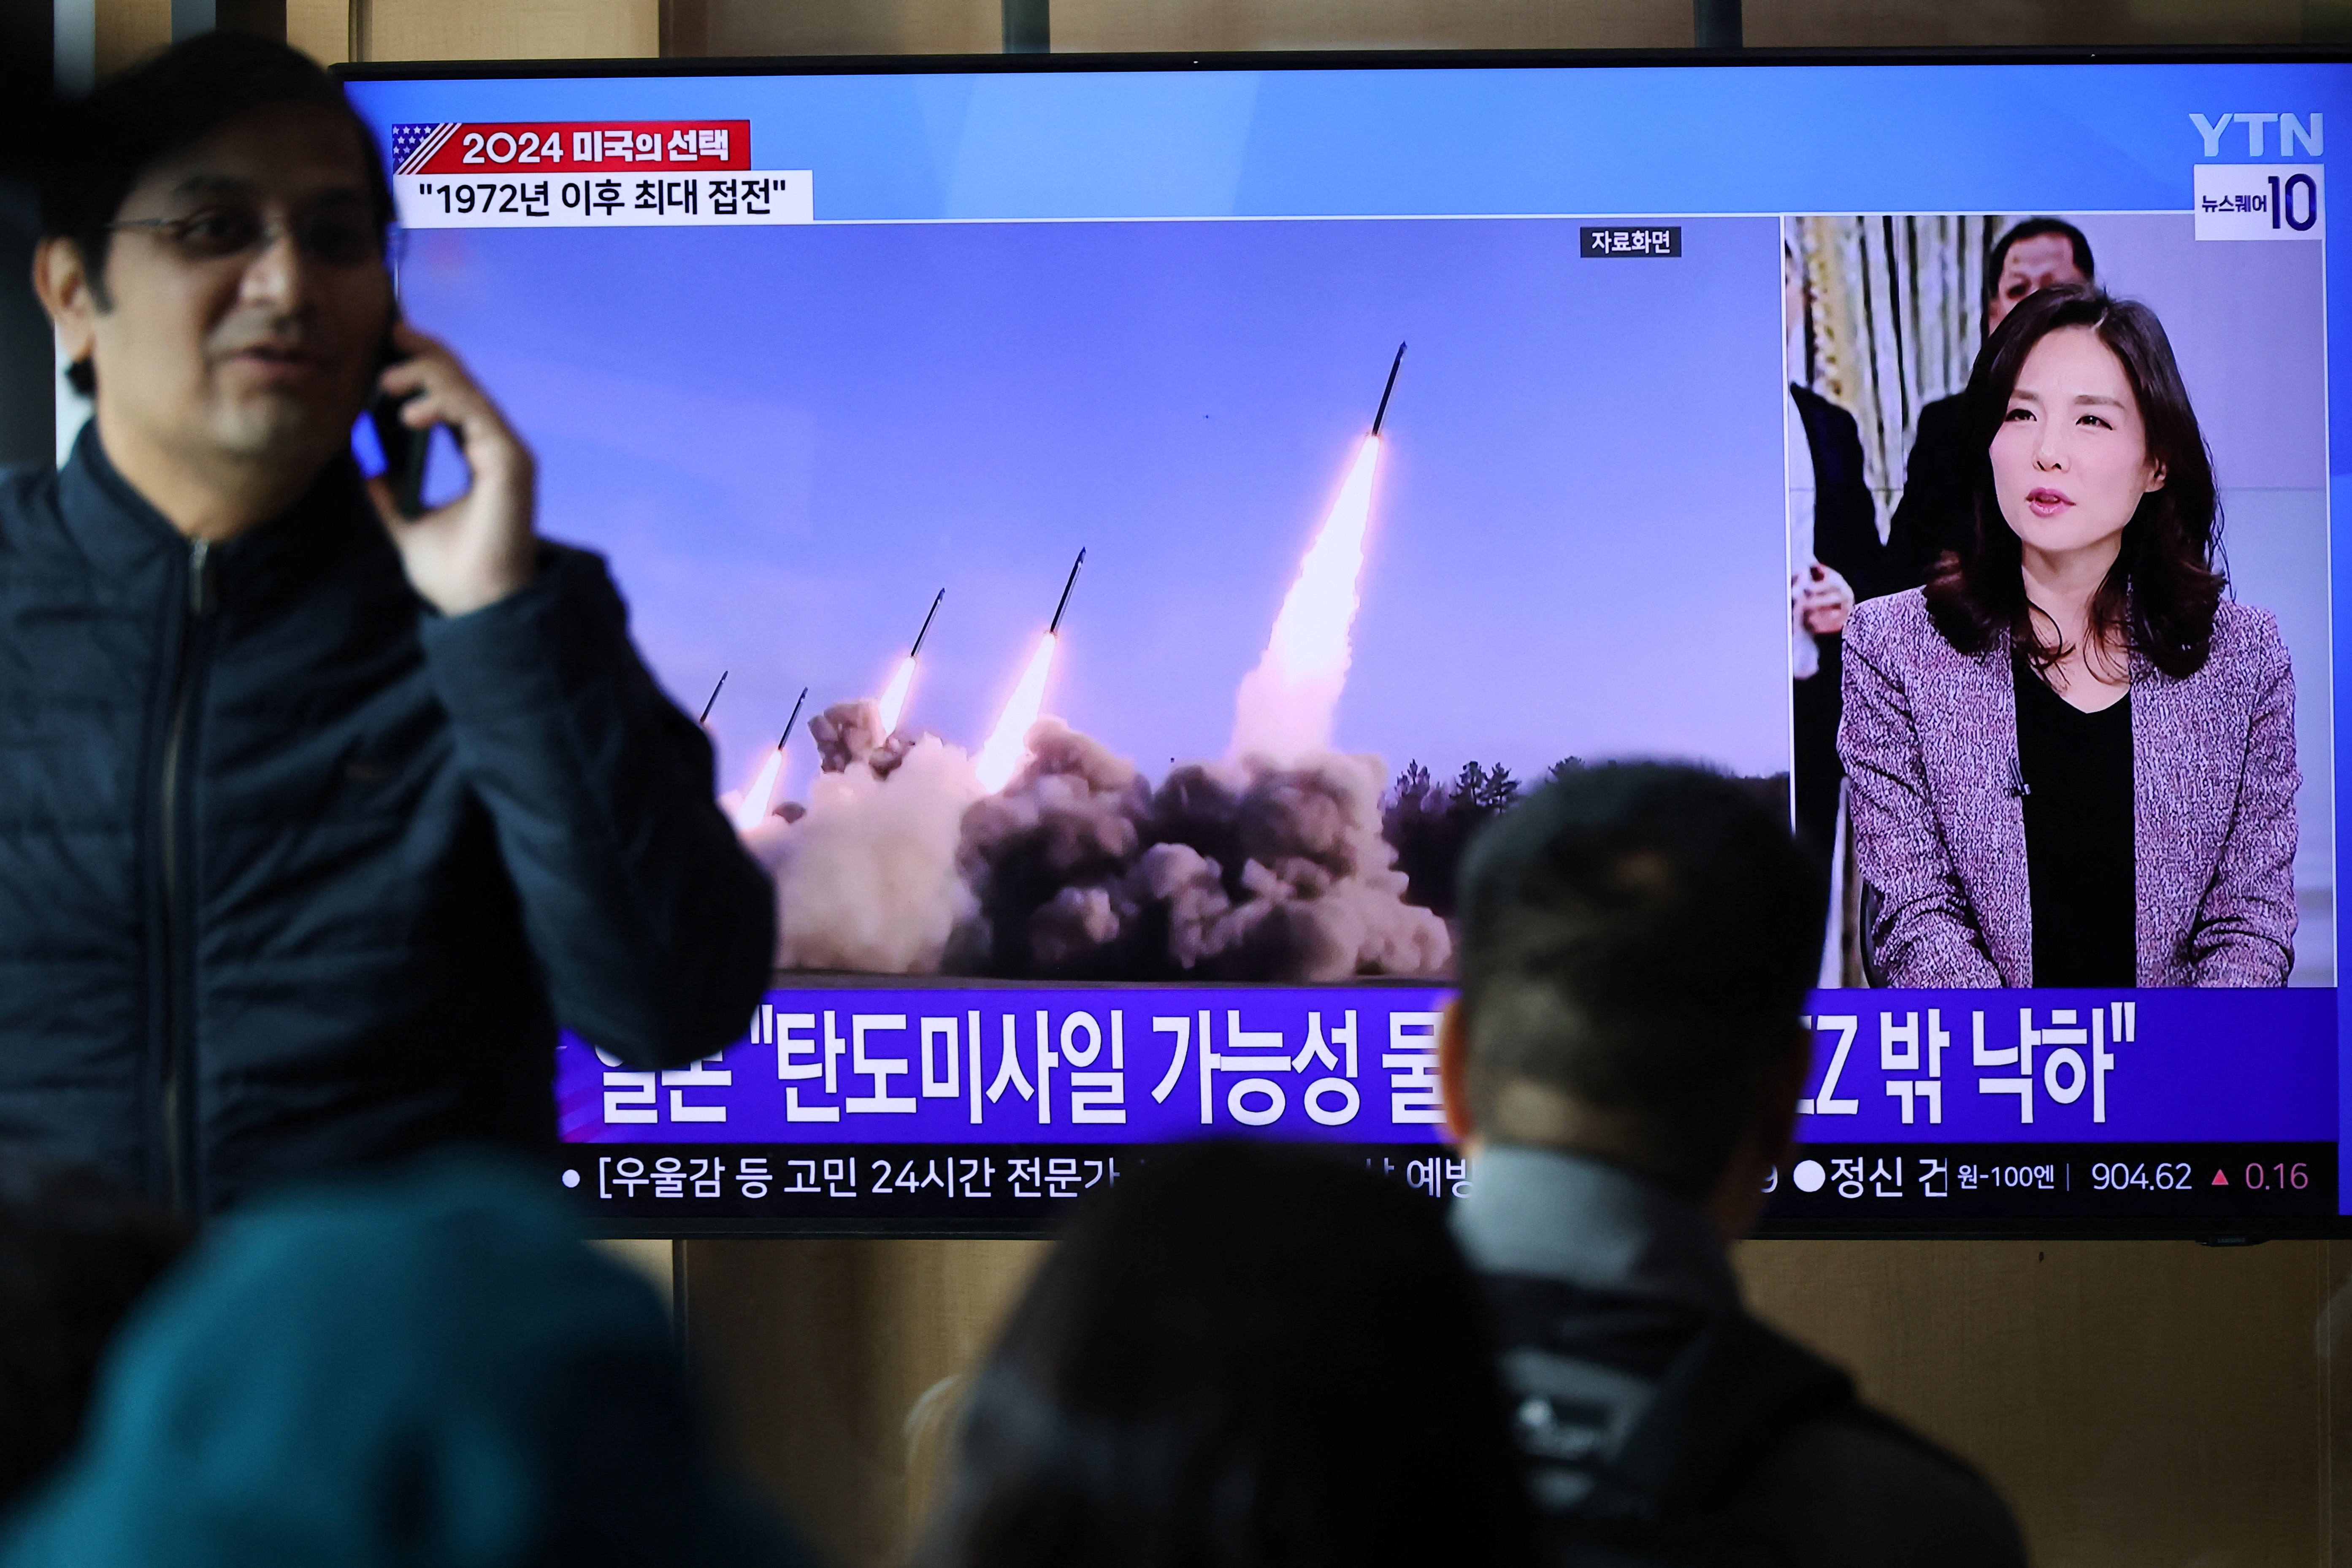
left=1839, top=285, right=2297, bottom=988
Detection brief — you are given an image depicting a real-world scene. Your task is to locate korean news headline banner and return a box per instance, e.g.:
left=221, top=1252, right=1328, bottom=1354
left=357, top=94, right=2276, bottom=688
left=558, top=986, right=2334, bottom=1148
left=390, top=120, right=808, bottom=228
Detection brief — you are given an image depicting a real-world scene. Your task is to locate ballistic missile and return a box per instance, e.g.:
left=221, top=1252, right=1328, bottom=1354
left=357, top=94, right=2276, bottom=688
left=877, top=592, right=945, bottom=734
left=778, top=687, right=808, bottom=750
left=910, top=589, right=945, bottom=657
left=698, top=670, right=728, bottom=725
left=1371, top=342, right=1407, bottom=436
left=1048, top=549, right=1086, bottom=635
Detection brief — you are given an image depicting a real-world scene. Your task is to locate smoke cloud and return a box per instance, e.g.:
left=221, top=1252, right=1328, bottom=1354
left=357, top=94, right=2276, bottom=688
left=743, top=730, right=980, bottom=973
left=740, top=416, right=1438, bottom=979
left=745, top=712, right=1449, bottom=982
left=809, top=697, right=921, bottom=778
left=953, top=720, right=1450, bottom=981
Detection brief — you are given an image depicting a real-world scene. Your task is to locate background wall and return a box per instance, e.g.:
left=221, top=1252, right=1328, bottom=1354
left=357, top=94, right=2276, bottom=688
left=682, top=1236, right=2352, bottom=1568
left=86, top=0, right=2352, bottom=66
left=46, top=3, right=2352, bottom=1564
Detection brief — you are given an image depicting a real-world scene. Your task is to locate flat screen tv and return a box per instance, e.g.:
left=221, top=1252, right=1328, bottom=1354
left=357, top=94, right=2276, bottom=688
left=341, top=48, right=2348, bottom=1238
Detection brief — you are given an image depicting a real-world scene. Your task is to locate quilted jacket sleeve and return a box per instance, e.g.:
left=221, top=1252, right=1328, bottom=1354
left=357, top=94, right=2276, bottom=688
left=417, top=545, right=776, bottom=1068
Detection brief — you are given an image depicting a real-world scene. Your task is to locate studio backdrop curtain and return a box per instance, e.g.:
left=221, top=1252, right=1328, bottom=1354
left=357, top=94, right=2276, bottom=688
left=1788, top=214, right=2007, bottom=529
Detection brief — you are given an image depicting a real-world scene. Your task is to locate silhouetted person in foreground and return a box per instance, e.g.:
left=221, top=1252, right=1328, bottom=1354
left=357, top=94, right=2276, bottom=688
left=1436, top=763, right=2026, bottom=1565
left=0, top=1152, right=804, bottom=1568
left=0, top=1158, right=187, bottom=1514
left=8, top=33, right=773, bottom=1216
left=920, top=1140, right=1540, bottom=1568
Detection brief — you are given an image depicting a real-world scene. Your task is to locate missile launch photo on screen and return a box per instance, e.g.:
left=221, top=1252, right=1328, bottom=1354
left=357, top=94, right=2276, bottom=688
left=398, top=214, right=1791, bottom=981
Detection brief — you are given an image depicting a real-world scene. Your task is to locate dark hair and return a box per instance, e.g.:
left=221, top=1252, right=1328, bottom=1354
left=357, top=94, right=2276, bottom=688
left=1452, top=763, right=1823, bottom=1197
left=1924, top=285, right=2225, bottom=680
left=0, top=1157, right=187, bottom=1512
left=40, top=31, right=395, bottom=396
left=1983, top=217, right=2095, bottom=312
left=922, top=1142, right=1538, bottom=1568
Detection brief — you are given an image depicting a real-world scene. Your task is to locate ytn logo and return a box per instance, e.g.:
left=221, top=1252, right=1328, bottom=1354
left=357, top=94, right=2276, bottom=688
left=2191, top=113, right=2323, bottom=157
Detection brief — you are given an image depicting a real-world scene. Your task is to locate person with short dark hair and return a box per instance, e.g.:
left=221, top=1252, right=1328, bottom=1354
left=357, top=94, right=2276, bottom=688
left=1434, top=763, right=2026, bottom=1565
left=3, top=32, right=775, bottom=1214
left=0, top=1153, right=806, bottom=1568
left=0, top=1159, right=187, bottom=1514
left=1882, top=217, right=2096, bottom=593
left=1843, top=285, right=2295, bottom=987
left=918, top=1140, right=1540, bottom=1568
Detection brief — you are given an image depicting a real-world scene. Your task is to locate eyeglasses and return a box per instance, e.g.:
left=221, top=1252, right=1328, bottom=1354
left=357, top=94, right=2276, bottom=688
left=105, top=205, right=392, bottom=268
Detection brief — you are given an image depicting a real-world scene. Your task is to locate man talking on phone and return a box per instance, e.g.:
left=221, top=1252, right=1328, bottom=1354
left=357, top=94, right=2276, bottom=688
left=5, top=34, right=777, bottom=1215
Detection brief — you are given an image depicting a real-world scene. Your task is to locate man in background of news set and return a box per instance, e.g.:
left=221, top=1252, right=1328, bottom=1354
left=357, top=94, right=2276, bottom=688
left=1437, top=764, right=2027, bottom=1565
left=2, top=32, right=775, bottom=1217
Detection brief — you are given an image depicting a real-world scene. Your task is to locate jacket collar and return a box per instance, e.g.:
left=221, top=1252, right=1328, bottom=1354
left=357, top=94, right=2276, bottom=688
left=56, top=421, right=183, bottom=577
left=1451, top=1144, right=1741, bottom=1317
left=58, top=422, right=387, bottom=609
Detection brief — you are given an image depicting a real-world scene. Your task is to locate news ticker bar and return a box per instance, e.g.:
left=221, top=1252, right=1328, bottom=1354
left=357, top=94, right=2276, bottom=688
left=570, top=1142, right=1448, bottom=1223
left=1761, top=1142, right=2333, bottom=1221
left=565, top=1141, right=2334, bottom=1224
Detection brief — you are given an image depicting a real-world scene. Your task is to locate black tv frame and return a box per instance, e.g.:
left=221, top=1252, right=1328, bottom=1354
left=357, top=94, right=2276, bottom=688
left=339, top=43, right=2352, bottom=82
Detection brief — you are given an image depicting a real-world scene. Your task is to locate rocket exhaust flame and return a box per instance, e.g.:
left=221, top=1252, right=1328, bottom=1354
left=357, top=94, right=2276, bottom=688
left=974, top=553, right=1085, bottom=793
left=1230, top=432, right=1383, bottom=762
left=876, top=657, right=918, bottom=737
left=733, top=749, right=786, bottom=834
left=731, top=686, right=808, bottom=833
left=974, top=631, right=1058, bottom=793
left=876, top=590, right=945, bottom=737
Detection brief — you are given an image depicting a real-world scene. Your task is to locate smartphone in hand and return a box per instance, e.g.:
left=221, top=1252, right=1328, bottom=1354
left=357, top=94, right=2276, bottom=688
left=368, top=326, right=430, bottom=519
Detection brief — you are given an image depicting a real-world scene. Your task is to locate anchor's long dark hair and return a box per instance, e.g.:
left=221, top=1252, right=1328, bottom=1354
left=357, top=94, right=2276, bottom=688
left=1924, top=284, right=2225, bottom=679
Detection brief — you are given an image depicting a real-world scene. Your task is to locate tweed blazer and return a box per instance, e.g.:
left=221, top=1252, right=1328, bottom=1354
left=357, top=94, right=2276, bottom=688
left=1839, top=590, right=2298, bottom=988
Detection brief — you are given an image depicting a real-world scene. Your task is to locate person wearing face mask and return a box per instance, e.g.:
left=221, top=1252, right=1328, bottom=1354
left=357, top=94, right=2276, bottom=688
left=1839, top=285, right=2296, bottom=988
left=3, top=34, right=777, bottom=1216
left=1881, top=219, right=2095, bottom=596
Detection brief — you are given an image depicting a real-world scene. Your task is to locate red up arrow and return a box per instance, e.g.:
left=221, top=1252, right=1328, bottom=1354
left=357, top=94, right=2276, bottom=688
left=2211, top=1169, right=2230, bottom=1186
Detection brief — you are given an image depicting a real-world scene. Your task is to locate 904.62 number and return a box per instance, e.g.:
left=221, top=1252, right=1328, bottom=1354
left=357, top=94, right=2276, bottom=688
left=2090, top=1160, right=2311, bottom=1192
left=2091, top=1162, right=2192, bottom=1191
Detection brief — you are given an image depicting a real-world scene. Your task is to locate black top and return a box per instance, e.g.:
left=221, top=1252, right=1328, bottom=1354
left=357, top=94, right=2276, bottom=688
left=2014, top=657, right=2136, bottom=987
left=1463, top=1149, right=2030, bottom=1568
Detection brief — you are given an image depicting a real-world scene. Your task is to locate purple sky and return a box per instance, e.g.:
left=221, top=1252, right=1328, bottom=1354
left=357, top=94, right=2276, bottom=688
left=398, top=214, right=1790, bottom=795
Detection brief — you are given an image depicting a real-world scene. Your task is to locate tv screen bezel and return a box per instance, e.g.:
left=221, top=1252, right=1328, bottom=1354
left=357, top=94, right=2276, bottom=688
left=341, top=45, right=2351, bottom=1242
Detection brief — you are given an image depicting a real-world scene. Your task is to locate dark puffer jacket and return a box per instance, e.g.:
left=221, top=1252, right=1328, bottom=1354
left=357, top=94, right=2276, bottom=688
left=0, top=430, right=775, bottom=1214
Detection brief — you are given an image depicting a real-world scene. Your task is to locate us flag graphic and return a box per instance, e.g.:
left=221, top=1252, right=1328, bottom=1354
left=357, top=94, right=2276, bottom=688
left=391, top=123, right=458, bottom=175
